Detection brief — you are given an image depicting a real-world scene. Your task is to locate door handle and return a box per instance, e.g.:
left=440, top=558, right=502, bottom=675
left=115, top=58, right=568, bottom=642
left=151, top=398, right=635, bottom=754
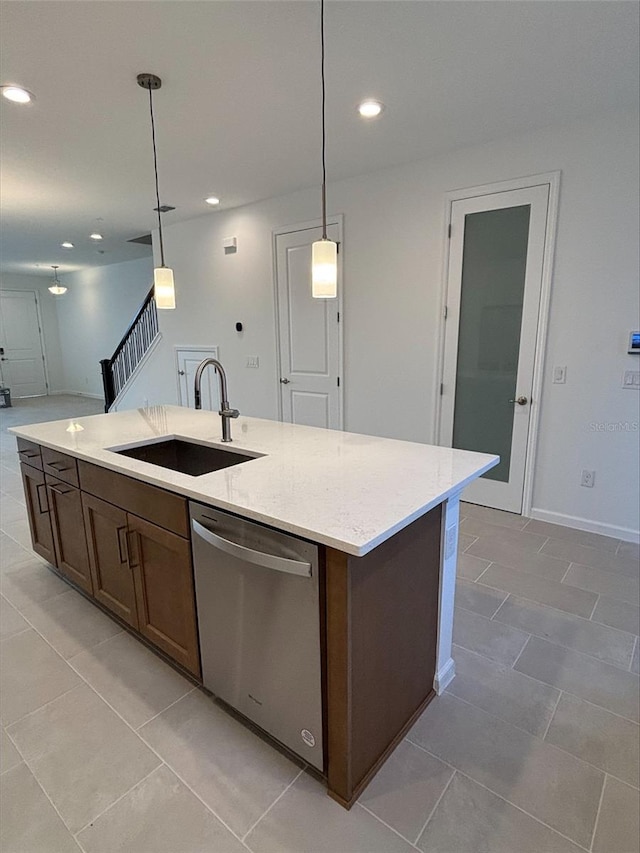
left=178, top=370, right=185, bottom=376
left=116, top=525, right=129, bottom=564
left=126, top=530, right=140, bottom=568
left=509, top=396, right=529, bottom=406
left=36, top=483, right=49, bottom=514
left=279, top=378, right=291, bottom=384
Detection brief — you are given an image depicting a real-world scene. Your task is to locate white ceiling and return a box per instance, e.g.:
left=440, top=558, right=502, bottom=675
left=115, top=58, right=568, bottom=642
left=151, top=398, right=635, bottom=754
left=1, top=1, right=638, bottom=276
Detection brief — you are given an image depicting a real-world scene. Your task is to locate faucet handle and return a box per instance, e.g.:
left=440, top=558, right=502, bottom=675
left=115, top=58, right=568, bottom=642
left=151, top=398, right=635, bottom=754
left=221, top=408, right=240, bottom=419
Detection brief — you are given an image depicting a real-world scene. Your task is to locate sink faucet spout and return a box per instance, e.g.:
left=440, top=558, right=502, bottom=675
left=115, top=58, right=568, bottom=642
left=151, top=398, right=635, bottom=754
left=193, top=358, right=239, bottom=442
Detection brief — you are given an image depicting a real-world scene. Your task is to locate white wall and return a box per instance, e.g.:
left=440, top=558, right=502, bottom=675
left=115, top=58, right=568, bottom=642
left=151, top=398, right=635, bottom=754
left=119, top=109, right=639, bottom=538
left=0, top=272, right=65, bottom=391
left=54, top=257, right=153, bottom=397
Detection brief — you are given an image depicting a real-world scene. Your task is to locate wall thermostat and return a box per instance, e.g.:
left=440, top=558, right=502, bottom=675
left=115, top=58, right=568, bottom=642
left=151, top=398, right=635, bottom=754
left=223, top=236, right=237, bottom=251
left=629, top=331, right=640, bottom=354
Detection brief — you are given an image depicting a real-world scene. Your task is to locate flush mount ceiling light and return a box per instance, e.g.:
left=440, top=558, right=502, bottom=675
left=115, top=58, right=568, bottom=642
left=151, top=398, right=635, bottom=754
left=90, top=232, right=103, bottom=241
left=48, top=265, right=67, bottom=296
left=137, top=72, right=175, bottom=310
left=1, top=85, right=34, bottom=104
left=311, top=0, right=337, bottom=299
left=205, top=196, right=220, bottom=206
left=61, top=241, right=74, bottom=249
left=358, top=99, right=384, bottom=119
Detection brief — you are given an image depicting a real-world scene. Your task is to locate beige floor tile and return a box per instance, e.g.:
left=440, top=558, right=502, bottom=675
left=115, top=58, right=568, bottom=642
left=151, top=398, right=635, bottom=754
left=632, top=640, right=639, bottom=675
left=417, top=771, right=584, bottom=853
left=514, top=636, right=640, bottom=723
left=542, top=537, right=639, bottom=578
left=458, top=533, right=477, bottom=553
left=524, top=519, right=620, bottom=553
left=0, top=763, right=81, bottom=852
left=76, top=764, right=246, bottom=853
left=139, top=689, right=301, bottom=838
left=0, top=629, right=81, bottom=725
left=1, top=559, right=68, bottom=611
left=461, top=518, right=547, bottom=551
left=591, top=776, right=640, bottom=853
left=1, top=518, right=33, bottom=550
left=453, top=607, right=529, bottom=666
left=461, top=503, right=529, bottom=530
left=7, top=683, right=161, bottom=833
left=455, top=579, right=507, bottom=617
left=245, top=771, right=416, bottom=853
left=69, top=631, right=193, bottom=729
left=1, top=728, right=22, bottom=774
left=494, top=595, right=636, bottom=668
left=448, top=645, right=560, bottom=737
left=358, top=740, right=454, bottom=843
left=21, top=588, right=122, bottom=659
left=0, top=494, right=27, bottom=525
left=467, top=538, right=570, bottom=580
left=545, top=693, right=639, bottom=788
left=617, top=540, right=640, bottom=561
left=457, top=552, right=491, bottom=581
left=591, top=595, right=640, bottom=635
left=0, top=593, right=29, bottom=640
left=0, top=531, right=39, bottom=572
left=408, top=693, right=604, bottom=848
left=479, top=563, right=597, bottom=617
left=564, top=563, right=639, bottom=604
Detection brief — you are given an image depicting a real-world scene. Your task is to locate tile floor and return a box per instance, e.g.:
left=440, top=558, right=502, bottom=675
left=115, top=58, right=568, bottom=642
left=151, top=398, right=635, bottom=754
left=1, top=395, right=639, bottom=852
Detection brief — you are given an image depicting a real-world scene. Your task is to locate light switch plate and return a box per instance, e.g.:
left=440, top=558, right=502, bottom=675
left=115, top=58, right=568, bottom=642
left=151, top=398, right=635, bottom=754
left=622, top=370, right=639, bottom=389
left=246, top=356, right=259, bottom=369
left=553, top=366, right=567, bottom=384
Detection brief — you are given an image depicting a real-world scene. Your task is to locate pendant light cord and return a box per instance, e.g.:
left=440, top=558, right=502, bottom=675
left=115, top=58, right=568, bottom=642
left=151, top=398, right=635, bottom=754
left=147, top=85, right=166, bottom=267
left=320, top=0, right=327, bottom=240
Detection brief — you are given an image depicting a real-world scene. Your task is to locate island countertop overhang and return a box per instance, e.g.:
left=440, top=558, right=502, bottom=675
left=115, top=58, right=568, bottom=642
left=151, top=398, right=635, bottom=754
left=10, top=405, right=498, bottom=556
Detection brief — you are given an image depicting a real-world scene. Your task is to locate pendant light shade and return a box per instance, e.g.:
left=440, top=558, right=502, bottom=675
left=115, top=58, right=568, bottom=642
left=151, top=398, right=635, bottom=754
left=137, top=73, right=175, bottom=310
left=48, top=265, right=67, bottom=296
left=312, top=0, right=337, bottom=299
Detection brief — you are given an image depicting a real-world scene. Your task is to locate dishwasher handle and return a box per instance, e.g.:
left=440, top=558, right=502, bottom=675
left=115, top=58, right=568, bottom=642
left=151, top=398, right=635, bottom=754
left=192, top=519, right=312, bottom=578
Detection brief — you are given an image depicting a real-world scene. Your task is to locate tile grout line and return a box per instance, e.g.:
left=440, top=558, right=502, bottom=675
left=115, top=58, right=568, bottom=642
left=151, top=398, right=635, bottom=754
left=541, top=690, right=563, bottom=741
left=536, top=536, right=551, bottom=554
left=488, top=592, right=509, bottom=620
left=240, top=767, right=305, bottom=844
left=559, top=561, right=573, bottom=584
left=630, top=635, right=639, bottom=673
left=412, top=767, right=456, bottom=846
left=588, top=773, right=608, bottom=853
left=4, top=681, right=84, bottom=731
left=133, top=687, right=198, bottom=730
left=510, top=634, right=531, bottom=670
left=588, top=592, right=601, bottom=621
left=404, top=741, right=592, bottom=853
left=353, top=802, right=422, bottom=852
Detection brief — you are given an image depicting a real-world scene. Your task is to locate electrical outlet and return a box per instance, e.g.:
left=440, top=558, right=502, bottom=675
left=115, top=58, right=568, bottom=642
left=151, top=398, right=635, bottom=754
left=553, top=366, right=567, bottom=384
left=581, top=469, right=596, bottom=488
left=245, top=356, right=259, bottom=369
left=622, top=370, right=640, bottom=389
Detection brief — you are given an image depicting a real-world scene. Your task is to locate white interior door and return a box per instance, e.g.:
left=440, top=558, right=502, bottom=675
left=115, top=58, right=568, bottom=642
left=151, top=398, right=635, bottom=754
left=275, top=224, right=342, bottom=430
left=439, top=184, right=550, bottom=513
left=0, top=290, right=48, bottom=397
left=175, top=347, right=220, bottom=411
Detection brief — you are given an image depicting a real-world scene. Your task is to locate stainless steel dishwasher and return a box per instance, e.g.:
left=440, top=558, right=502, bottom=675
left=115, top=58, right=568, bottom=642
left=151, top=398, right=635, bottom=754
left=189, top=501, right=324, bottom=770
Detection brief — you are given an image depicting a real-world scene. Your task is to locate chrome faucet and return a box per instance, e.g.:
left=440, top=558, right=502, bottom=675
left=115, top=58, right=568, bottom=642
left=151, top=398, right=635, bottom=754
left=193, top=358, right=239, bottom=442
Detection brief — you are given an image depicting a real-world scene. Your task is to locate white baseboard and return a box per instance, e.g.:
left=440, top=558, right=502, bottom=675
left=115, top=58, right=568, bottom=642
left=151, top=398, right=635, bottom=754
left=434, top=658, right=455, bottom=695
left=529, top=507, right=639, bottom=544
left=49, top=390, right=104, bottom=400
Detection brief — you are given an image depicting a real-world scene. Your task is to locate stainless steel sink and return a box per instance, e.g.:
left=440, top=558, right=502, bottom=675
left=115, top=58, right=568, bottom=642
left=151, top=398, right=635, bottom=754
left=112, top=438, right=258, bottom=476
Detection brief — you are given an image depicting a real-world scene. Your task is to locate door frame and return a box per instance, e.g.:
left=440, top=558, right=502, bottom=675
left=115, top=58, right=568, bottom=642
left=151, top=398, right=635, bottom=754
left=272, top=215, right=344, bottom=428
left=0, top=289, right=50, bottom=396
left=434, top=172, right=561, bottom=517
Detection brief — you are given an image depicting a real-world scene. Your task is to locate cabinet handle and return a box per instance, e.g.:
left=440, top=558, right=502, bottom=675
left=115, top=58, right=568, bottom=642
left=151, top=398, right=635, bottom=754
left=126, top=531, right=140, bottom=568
left=20, top=450, right=40, bottom=459
left=116, top=525, right=129, bottom=564
left=36, top=483, right=49, bottom=514
left=48, top=460, right=70, bottom=472
left=49, top=483, right=74, bottom=496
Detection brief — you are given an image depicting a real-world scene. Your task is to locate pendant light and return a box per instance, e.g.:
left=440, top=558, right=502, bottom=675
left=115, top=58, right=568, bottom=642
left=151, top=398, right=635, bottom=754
left=311, top=0, right=337, bottom=298
left=48, top=265, right=67, bottom=296
left=137, top=73, right=176, bottom=309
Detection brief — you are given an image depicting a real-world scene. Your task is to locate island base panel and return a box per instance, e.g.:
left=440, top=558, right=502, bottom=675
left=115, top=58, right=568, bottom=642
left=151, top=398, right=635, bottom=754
left=325, top=504, right=442, bottom=807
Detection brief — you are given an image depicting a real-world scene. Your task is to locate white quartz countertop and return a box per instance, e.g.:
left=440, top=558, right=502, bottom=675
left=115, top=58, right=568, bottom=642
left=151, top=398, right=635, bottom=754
left=11, top=406, right=498, bottom=556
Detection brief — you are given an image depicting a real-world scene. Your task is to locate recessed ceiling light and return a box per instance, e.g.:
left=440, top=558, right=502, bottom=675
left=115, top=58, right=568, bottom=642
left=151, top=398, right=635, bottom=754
left=1, top=85, right=34, bottom=104
left=90, top=233, right=103, bottom=241
left=61, top=241, right=74, bottom=249
left=205, top=196, right=220, bottom=206
left=358, top=99, right=384, bottom=119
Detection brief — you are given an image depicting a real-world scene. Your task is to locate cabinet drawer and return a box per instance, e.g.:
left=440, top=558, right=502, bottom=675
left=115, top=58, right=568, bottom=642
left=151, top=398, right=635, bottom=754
left=17, top=438, right=43, bottom=470
left=42, top=447, right=79, bottom=487
left=78, top=460, right=189, bottom=538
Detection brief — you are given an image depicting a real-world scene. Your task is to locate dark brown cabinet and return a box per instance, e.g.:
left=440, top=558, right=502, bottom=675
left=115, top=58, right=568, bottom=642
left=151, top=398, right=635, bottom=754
left=46, top=477, right=93, bottom=595
left=129, top=514, right=200, bottom=677
left=20, top=462, right=56, bottom=564
left=82, top=493, right=139, bottom=629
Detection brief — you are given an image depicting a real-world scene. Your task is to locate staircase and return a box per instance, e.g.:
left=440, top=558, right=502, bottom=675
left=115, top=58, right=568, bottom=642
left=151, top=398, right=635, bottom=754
left=100, top=287, right=159, bottom=411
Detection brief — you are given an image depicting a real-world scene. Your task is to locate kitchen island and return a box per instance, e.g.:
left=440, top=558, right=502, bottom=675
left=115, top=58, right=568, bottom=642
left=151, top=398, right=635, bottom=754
left=12, top=405, right=497, bottom=808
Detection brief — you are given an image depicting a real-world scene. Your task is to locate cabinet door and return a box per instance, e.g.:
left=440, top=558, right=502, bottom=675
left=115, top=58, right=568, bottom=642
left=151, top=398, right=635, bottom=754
left=20, top=462, right=56, bottom=564
left=47, top=478, right=93, bottom=595
left=128, top=513, right=200, bottom=677
left=82, top=493, right=138, bottom=629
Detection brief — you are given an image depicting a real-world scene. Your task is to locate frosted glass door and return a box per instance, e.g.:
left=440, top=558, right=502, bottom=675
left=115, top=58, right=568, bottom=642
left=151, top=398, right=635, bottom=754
left=440, top=185, right=549, bottom=513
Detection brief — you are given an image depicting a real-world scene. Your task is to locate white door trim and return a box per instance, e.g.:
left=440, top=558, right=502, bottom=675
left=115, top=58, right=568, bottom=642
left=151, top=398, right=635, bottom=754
left=433, top=171, right=561, bottom=517
left=272, top=214, right=344, bottom=428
